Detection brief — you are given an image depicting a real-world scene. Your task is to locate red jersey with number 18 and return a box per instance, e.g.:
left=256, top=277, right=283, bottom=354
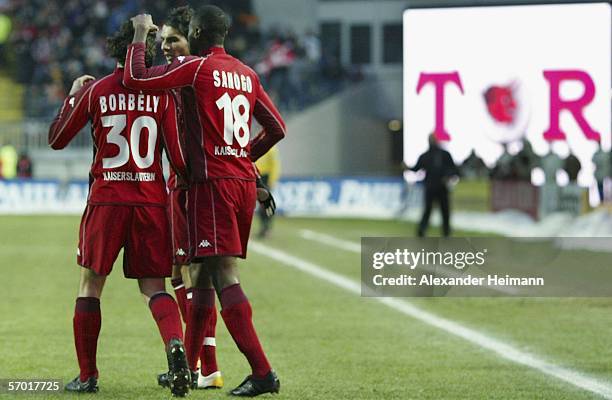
left=49, top=68, right=187, bottom=206
left=123, top=43, right=286, bottom=183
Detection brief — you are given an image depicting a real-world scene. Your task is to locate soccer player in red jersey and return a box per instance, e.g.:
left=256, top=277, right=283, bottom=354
left=123, top=6, right=286, bottom=396
left=157, top=6, right=223, bottom=390
left=48, top=21, right=191, bottom=397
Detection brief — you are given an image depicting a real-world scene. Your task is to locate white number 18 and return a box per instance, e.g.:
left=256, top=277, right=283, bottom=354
left=216, top=93, right=250, bottom=148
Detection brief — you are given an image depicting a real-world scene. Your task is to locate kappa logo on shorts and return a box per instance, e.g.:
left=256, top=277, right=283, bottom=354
left=199, top=240, right=212, bottom=248
left=176, top=248, right=186, bottom=256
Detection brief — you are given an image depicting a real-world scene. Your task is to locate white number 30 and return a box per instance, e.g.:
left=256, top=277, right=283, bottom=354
left=101, top=115, right=158, bottom=169
left=216, top=93, right=250, bottom=148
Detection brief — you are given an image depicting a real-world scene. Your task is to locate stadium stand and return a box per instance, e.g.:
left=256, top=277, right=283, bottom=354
left=3, top=0, right=343, bottom=120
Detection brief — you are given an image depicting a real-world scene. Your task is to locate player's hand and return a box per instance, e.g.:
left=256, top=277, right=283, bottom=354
left=131, top=14, right=158, bottom=34
left=256, top=177, right=276, bottom=217
left=69, top=75, right=95, bottom=96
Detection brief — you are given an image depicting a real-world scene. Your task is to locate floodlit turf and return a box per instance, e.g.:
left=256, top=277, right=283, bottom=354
left=1, top=215, right=611, bottom=399
left=453, top=179, right=490, bottom=212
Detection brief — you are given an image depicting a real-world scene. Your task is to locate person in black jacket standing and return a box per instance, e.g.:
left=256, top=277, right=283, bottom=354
left=410, top=134, right=459, bottom=237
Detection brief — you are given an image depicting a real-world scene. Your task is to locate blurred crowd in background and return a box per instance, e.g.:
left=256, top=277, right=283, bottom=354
left=0, top=0, right=608, bottom=204
left=460, top=140, right=611, bottom=202
left=0, top=141, right=32, bottom=179
left=0, top=0, right=351, bottom=120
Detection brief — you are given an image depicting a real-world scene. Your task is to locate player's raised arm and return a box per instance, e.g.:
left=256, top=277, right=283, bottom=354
left=160, top=94, right=189, bottom=181
left=123, top=14, right=202, bottom=90
left=250, top=83, right=286, bottom=162
left=48, top=75, right=96, bottom=150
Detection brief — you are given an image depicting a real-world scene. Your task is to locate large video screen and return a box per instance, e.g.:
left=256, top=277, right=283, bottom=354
left=403, top=3, right=611, bottom=187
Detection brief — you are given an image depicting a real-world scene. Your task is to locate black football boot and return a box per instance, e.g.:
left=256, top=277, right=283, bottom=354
left=230, top=370, right=280, bottom=397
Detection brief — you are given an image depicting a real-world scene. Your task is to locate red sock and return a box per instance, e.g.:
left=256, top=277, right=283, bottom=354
left=149, top=293, right=183, bottom=347
left=73, top=297, right=101, bottom=382
left=171, top=278, right=188, bottom=324
left=220, top=284, right=271, bottom=378
left=185, top=288, right=215, bottom=371
left=200, top=305, right=219, bottom=375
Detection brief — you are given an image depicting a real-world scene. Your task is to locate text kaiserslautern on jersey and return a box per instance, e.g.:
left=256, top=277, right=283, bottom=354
left=123, top=44, right=286, bottom=182
left=49, top=68, right=187, bottom=206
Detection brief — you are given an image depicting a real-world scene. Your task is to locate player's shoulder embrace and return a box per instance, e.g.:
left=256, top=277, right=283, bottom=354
left=90, top=73, right=123, bottom=93
left=81, top=74, right=114, bottom=103
left=171, top=55, right=200, bottom=67
left=81, top=74, right=108, bottom=94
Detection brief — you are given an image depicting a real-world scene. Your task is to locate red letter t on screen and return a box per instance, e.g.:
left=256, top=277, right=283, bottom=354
left=416, top=72, right=464, bottom=142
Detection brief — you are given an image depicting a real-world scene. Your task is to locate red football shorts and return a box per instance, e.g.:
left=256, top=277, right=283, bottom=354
left=168, top=188, right=191, bottom=265
left=187, top=179, right=256, bottom=260
left=77, top=204, right=172, bottom=278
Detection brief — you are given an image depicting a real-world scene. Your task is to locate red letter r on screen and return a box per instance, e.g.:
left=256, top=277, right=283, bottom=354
left=543, top=70, right=600, bottom=142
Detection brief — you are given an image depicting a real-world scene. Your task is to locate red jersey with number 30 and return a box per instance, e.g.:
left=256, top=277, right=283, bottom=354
left=49, top=68, right=187, bottom=206
left=123, top=43, right=286, bottom=182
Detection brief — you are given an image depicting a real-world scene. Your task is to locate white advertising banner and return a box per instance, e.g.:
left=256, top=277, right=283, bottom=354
left=0, top=180, right=89, bottom=214
left=403, top=3, right=611, bottom=187
left=0, top=178, right=416, bottom=218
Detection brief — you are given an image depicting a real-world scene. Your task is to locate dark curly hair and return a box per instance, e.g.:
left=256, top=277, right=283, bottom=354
left=106, top=20, right=157, bottom=66
left=165, top=6, right=193, bottom=38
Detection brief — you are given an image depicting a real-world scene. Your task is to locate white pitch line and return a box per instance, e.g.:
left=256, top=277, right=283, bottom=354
left=298, top=229, right=518, bottom=295
left=299, top=229, right=361, bottom=253
left=250, top=241, right=612, bottom=399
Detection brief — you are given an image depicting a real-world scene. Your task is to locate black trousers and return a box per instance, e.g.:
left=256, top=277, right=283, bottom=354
left=597, top=181, right=605, bottom=202
left=418, top=186, right=450, bottom=237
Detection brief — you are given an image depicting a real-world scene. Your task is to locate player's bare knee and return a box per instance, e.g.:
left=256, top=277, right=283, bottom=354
left=138, top=278, right=166, bottom=298
left=189, top=261, right=214, bottom=288
left=197, top=266, right=215, bottom=288
left=180, top=265, right=192, bottom=288
left=212, top=257, right=240, bottom=290
left=78, top=267, right=106, bottom=298
left=171, top=264, right=183, bottom=280
left=188, top=263, right=203, bottom=287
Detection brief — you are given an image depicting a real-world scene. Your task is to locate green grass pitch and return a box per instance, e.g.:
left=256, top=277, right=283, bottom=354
left=1, top=215, right=612, bottom=399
